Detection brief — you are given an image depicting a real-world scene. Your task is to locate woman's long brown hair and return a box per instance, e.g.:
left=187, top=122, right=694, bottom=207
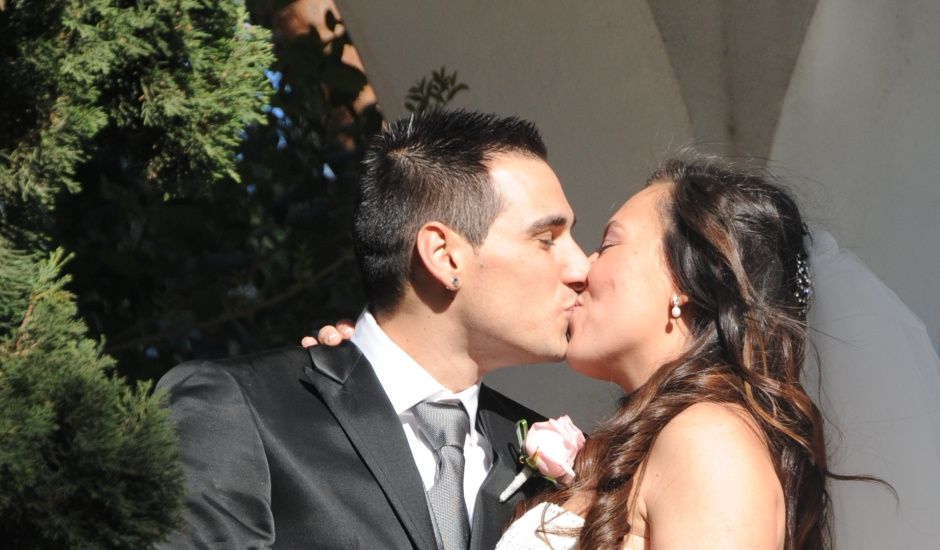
left=539, top=154, right=856, bottom=549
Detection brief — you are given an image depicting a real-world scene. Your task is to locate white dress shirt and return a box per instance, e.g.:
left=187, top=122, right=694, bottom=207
left=351, top=310, right=493, bottom=522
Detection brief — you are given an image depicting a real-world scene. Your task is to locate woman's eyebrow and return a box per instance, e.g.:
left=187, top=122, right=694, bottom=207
left=603, top=220, right=624, bottom=235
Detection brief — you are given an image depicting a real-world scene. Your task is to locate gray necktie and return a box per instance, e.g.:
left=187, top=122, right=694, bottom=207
left=412, top=401, right=471, bottom=550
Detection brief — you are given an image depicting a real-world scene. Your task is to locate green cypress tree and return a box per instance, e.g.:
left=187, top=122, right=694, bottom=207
left=0, top=0, right=273, bottom=546
left=0, top=246, right=182, bottom=547
left=43, top=2, right=382, bottom=382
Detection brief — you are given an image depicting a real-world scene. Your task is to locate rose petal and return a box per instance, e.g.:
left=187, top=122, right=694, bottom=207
left=523, top=416, right=585, bottom=482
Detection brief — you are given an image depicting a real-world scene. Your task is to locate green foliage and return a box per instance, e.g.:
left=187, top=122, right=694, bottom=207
left=0, top=0, right=273, bottom=217
left=0, top=0, right=275, bottom=545
left=404, top=66, right=469, bottom=113
left=0, top=243, right=183, bottom=548
left=40, top=10, right=380, bottom=381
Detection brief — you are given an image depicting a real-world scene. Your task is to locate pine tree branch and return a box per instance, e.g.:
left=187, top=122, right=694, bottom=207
left=17, top=302, right=35, bottom=335
left=6, top=302, right=37, bottom=355
left=4, top=291, right=48, bottom=356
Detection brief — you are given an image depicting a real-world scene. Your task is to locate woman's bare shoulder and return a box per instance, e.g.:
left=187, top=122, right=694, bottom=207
left=658, top=401, right=765, bottom=449
left=639, top=401, right=785, bottom=548
left=646, top=401, right=776, bottom=485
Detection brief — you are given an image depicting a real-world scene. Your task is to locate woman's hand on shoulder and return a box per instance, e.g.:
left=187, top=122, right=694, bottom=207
left=641, top=402, right=785, bottom=549
left=300, top=319, right=355, bottom=347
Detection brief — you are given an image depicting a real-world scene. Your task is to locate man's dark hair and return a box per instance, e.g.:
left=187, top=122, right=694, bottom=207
left=354, top=109, right=548, bottom=312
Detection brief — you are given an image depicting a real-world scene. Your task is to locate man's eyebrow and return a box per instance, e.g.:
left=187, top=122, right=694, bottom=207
left=526, top=214, right=572, bottom=234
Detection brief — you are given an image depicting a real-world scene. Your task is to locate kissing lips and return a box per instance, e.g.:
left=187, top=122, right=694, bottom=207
left=565, top=298, right=586, bottom=341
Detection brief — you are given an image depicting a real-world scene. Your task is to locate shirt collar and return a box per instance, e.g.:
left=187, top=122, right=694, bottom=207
left=351, top=310, right=481, bottom=428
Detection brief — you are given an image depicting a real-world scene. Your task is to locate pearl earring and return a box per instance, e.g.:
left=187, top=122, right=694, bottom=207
left=671, top=294, right=682, bottom=318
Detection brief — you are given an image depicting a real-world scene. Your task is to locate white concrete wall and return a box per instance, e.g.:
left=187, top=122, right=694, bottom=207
left=770, top=0, right=940, bottom=351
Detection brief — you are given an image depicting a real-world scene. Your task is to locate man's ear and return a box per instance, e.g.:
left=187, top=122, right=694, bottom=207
left=414, top=221, right=468, bottom=291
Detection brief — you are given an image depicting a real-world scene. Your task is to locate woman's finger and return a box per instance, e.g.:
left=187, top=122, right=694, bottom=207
left=317, top=325, right=343, bottom=346
left=336, top=319, right=355, bottom=338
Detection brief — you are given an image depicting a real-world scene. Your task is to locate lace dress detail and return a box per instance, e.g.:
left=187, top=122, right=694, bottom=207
left=495, top=502, right=582, bottom=550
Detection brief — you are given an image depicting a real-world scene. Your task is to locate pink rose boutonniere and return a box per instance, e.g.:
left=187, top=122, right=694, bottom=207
left=498, top=415, right=586, bottom=502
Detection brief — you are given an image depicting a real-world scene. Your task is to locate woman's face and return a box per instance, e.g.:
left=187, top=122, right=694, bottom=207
left=566, top=183, right=690, bottom=391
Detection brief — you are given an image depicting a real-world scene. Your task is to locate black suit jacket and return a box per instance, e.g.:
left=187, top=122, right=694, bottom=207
left=156, top=343, right=549, bottom=549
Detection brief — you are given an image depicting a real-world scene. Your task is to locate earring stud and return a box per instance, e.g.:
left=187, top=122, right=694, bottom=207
left=450, top=277, right=461, bottom=291
left=671, top=294, right=682, bottom=318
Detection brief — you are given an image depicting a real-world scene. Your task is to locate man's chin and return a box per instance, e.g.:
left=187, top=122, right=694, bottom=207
left=520, top=346, right=566, bottom=365
left=502, top=335, right=568, bottom=365
left=544, top=341, right=568, bottom=363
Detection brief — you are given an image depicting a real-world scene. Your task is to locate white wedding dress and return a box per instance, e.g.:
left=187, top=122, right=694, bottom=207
left=495, top=502, right=582, bottom=550
left=496, top=502, right=649, bottom=549
left=496, top=232, right=940, bottom=549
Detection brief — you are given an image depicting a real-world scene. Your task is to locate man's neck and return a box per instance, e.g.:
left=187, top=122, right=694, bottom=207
left=373, top=305, right=482, bottom=392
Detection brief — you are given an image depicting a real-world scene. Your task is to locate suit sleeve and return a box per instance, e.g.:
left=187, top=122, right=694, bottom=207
left=156, top=362, right=275, bottom=549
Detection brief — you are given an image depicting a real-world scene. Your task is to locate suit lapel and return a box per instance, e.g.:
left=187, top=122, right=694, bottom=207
left=301, top=344, right=437, bottom=550
left=470, top=386, right=529, bottom=550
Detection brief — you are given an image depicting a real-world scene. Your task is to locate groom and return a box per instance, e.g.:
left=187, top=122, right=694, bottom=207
left=157, top=109, right=588, bottom=549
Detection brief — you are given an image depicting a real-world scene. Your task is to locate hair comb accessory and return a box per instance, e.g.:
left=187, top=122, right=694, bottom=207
left=794, top=253, right=812, bottom=315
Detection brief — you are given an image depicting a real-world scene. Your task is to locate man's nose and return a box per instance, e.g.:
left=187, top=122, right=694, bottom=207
left=562, top=244, right=590, bottom=292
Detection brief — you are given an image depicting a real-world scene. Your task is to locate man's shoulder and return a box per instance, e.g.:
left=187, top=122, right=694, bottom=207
left=156, top=346, right=313, bottom=390
left=219, top=345, right=320, bottom=370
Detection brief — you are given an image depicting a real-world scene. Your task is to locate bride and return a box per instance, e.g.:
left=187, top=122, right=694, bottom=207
left=497, top=154, right=940, bottom=549
left=312, top=152, right=940, bottom=549
left=500, top=155, right=832, bottom=549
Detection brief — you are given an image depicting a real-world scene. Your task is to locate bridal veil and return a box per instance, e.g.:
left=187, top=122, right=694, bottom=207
left=804, top=231, right=940, bottom=547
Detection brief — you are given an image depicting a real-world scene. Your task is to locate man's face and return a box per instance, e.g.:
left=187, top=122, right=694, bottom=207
left=459, top=153, right=588, bottom=372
